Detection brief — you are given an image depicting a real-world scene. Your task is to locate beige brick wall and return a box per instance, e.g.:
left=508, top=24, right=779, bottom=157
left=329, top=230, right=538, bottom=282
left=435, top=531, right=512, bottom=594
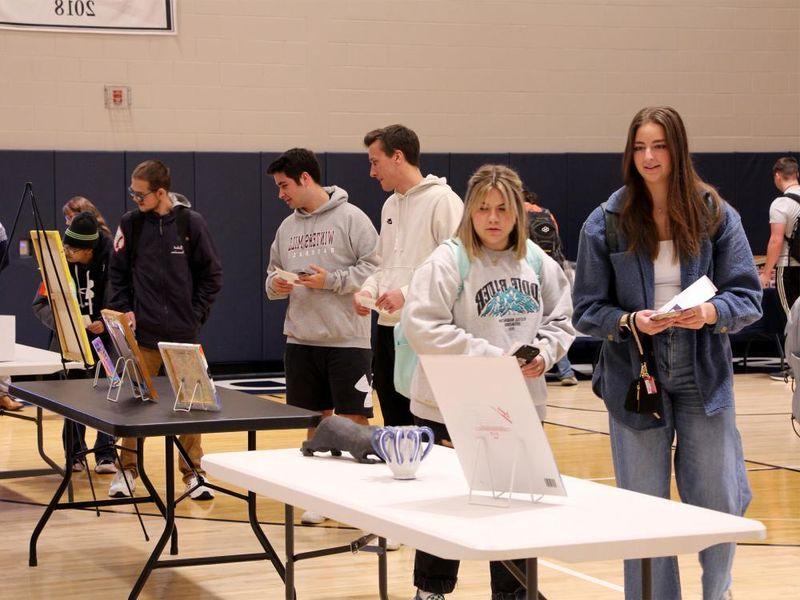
left=0, top=0, right=797, bottom=152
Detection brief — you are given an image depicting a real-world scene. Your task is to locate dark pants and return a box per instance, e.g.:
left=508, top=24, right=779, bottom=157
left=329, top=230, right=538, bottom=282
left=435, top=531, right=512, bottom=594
left=373, top=324, right=414, bottom=426
left=60, top=365, right=115, bottom=465
left=62, top=420, right=116, bottom=464
left=412, top=417, right=527, bottom=599
left=777, top=265, right=800, bottom=315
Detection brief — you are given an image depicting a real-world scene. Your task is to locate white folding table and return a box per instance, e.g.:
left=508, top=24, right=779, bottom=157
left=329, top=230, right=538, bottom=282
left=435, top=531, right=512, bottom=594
left=203, top=446, right=766, bottom=600
left=0, top=343, right=83, bottom=483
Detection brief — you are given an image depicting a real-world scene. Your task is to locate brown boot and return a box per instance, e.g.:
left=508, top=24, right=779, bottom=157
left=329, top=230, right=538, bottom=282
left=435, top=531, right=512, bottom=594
left=0, top=395, right=24, bottom=411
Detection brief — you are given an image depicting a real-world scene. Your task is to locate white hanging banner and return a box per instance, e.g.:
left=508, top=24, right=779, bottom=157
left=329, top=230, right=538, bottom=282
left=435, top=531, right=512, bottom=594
left=0, top=0, right=176, bottom=35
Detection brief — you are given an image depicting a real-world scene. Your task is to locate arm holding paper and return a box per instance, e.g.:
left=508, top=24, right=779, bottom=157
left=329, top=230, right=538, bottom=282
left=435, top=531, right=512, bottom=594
left=647, top=275, right=718, bottom=330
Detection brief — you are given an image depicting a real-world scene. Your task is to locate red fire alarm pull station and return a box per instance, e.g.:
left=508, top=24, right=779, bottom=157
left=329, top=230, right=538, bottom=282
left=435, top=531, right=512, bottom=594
left=104, top=85, right=132, bottom=109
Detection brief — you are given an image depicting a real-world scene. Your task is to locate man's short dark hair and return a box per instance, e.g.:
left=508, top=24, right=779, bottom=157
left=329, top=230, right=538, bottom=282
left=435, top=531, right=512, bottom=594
left=132, top=160, right=171, bottom=192
left=266, top=148, right=321, bottom=184
left=363, top=124, right=420, bottom=167
left=774, top=156, right=799, bottom=179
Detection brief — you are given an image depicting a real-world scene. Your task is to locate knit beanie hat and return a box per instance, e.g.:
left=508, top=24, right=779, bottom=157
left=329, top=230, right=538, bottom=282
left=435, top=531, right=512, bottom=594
left=63, top=212, right=99, bottom=249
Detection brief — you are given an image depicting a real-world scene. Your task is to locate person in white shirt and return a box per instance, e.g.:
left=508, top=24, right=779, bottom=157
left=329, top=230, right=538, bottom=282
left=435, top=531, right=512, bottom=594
left=760, top=156, right=800, bottom=315
left=353, top=124, right=463, bottom=428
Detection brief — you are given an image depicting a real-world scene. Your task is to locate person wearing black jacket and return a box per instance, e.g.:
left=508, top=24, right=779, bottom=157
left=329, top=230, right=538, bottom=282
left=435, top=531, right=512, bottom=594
left=32, top=212, right=117, bottom=472
left=107, top=159, right=222, bottom=501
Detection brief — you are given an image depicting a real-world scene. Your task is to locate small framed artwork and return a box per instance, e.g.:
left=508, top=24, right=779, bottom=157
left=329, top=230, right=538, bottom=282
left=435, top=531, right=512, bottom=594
left=100, top=309, right=158, bottom=400
left=158, top=342, right=220, bottom=412
left=91, top=337, right=120, bottom=387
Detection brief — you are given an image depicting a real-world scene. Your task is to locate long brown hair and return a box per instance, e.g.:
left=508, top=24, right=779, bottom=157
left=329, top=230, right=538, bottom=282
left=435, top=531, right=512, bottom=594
left=62, top=196, right=112, bottom=237
left=456, top=164, right=527, bottom=261
left=620, top=106, right=722, bottom=260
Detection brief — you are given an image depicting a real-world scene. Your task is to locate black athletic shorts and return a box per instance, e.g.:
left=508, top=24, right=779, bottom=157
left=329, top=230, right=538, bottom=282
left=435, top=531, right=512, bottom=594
left=284, top=344, right=374, bottom=418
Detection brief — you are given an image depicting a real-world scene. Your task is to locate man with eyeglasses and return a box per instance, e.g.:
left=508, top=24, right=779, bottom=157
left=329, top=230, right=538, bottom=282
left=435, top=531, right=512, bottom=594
left=107, top=159, right=222, bottom=500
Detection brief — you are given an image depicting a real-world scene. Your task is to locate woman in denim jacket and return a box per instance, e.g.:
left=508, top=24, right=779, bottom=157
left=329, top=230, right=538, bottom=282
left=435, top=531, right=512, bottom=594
left=572, top=106, right=762, bottom=600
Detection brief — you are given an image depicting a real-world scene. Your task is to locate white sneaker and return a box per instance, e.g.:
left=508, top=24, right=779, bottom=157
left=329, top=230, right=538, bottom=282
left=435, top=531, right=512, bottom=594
left=385, top=537, right=401, bottom=551
left=108, top=469, right=136, bottom=498
left=94, top=459, right=117, bottom=474
left=300, top=510, right=326, bottom=525
left=413, top=591, right=445, bottom=600
left=186, top=475, right=215, bottom=501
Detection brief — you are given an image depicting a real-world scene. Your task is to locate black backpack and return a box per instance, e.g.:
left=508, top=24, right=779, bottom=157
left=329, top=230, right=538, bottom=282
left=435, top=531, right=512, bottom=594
left=527, top=208, right=565, bottom=265
left=782, top=192, right=800, bottom=265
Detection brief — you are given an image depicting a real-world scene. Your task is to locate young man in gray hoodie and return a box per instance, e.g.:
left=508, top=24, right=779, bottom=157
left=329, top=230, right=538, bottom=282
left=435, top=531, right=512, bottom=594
left=265, top=148, right=380, bottom=525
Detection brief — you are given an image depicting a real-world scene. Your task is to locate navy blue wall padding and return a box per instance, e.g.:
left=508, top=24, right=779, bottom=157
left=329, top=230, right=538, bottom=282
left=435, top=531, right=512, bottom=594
left=1, top=148, right=797, bottom=365
left=260, top=152, right=288, bottom=363
left=565, top=154, right=624, bottom=261
left=421, top=153, right=451, bottom=186
left=124, top=152, right=195, bottom=209
left=324, top=153, right=386, bottom=229
left=694, top=153, right=736, bottom=206
left=54, top=151, right=126, bottom=235
left=0, top=151, right=57, bottom=347
left=449, top=153, right=510, bottom=200
left=194, top=153, right=262, bottom=363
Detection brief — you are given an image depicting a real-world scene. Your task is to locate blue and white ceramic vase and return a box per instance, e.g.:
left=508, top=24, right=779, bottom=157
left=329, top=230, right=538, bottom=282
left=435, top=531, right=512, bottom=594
left=370, top=425, right=434, bottom=479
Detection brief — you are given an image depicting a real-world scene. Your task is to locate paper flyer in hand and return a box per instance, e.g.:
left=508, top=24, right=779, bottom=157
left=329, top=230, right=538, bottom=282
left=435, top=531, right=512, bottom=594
left=357, top=295, right=393, bottom=317
left=274, top=268, right=300, bottom=284
left=655, top=275, right=718, bottom=317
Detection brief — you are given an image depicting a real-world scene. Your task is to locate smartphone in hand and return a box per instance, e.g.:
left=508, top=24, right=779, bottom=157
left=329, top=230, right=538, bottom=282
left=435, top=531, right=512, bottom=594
left=511, top=344, right=540, bottom=366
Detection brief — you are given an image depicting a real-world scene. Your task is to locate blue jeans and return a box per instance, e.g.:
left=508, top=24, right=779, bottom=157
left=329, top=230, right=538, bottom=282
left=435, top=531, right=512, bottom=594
left=608, top=328, right=751, bottom=600
left=555, top=356, right=574, bottom=379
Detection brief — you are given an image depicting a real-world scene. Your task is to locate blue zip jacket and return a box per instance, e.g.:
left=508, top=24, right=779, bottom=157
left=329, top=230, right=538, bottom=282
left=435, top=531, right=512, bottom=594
left=572, top=187, right=762, bottom=429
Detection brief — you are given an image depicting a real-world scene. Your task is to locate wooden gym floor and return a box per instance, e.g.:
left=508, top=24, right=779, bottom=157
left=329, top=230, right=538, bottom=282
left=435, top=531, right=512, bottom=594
left=0, top=372, right=797, bottom=599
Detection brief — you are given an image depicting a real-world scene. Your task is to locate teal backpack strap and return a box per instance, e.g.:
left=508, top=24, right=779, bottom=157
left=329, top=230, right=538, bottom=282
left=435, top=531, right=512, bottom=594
left=443, top=238, right=471, bottom=293
left=524, top=239, right=544, bottom=280
left=394, top=238, right=469, bottom=399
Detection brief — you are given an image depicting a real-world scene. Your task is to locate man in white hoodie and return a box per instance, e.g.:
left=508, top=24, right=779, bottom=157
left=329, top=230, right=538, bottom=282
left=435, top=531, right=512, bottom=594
left=354, top=125, right=463, bottom=427
left=266, top=148, right=380, bottom=524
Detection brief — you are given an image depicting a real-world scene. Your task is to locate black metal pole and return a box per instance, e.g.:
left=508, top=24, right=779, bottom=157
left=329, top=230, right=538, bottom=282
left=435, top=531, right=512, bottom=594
left=526, top=558, right=538, bottom=599
left=29, top=420, right=75, bottom=566
left=641, top=558, right=652, bottom=600
left=285, top=504, right=295, bottom=600
left=129, top=436, right=176, bottom=600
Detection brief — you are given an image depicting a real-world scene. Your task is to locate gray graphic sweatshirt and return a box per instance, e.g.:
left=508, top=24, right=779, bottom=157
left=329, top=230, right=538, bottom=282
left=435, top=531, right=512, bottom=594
left=266, top=186, right=379, bottom=348
left=402, top=243, right=576, bottom=423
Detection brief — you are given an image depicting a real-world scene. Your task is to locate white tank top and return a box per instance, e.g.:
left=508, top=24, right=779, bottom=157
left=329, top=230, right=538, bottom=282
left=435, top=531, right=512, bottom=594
left=653, top=240, right=681, bottom=309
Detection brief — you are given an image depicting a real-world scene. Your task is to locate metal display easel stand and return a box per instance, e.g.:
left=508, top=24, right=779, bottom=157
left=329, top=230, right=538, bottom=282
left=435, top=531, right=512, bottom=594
left=99, top=357, right=152, bottom=403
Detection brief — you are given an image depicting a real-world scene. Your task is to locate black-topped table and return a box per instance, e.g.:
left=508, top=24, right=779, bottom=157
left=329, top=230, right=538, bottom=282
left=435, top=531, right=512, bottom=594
left=10, top=377, right=319, bottom=600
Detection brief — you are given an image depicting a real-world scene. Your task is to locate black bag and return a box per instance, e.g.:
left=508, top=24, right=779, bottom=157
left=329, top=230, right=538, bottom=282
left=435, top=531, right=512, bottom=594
left=527, top=209, right=565, bottom=265
left=623, top=313, right=663, bottom=419
left=782, top=192, right=800, bottom=265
